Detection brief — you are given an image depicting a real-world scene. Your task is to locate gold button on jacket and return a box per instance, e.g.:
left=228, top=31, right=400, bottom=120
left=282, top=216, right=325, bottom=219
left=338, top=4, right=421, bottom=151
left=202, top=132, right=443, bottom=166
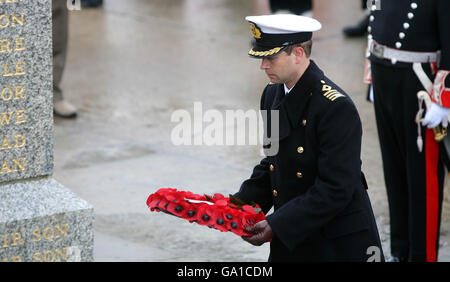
left=297, top=146, right=304, bottom=154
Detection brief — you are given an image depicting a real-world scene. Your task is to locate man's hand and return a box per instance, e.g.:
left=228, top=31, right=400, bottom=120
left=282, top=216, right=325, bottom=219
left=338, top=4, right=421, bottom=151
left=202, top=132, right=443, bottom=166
left=422, top=102, right=450, bottom=129
left=241, top=220, right=273, bottom=246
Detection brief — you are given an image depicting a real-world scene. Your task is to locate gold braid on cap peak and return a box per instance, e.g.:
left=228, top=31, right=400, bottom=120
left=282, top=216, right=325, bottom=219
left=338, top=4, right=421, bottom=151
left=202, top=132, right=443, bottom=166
left=248, top=47, right=282, bottom=57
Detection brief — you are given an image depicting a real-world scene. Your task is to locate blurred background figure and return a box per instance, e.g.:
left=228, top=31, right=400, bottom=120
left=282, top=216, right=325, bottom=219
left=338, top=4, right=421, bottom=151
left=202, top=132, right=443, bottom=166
left=342, top=0, right=369, bottom=37
left=52, top=0, right=77, bottom=118
left=81, top=0, right=103, bottom=8
left=269, top=0, right=313, bottom=17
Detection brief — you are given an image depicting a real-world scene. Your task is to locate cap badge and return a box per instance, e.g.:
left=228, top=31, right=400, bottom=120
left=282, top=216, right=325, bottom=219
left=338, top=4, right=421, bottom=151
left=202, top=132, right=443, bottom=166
left=249, top=23, right=262, bottom=39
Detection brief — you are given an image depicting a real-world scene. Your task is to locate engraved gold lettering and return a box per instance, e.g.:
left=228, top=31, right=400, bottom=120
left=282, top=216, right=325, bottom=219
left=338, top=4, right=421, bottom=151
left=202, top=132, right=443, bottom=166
left=3, top=62, right=13, bottom=76
left=0, top=158, right=26, bottom=174
left=1, top=255, right=24, bottom=262
left=15, top=61, right=26, bottom=75
left=0, top=160, right=11, bottom=174
left=32, top=248, right=69, bottom=262
left=1, top=233, right=8, bottom=248
left=0, top=37, right=25, bottom=53
left=1, top=87, right=13, bottom=100
left=0, top=111, right=13, bottom=125
left=12, top=157, right=26, bottom=172
left=0, top=110, right=27, bottom=125
left=31, top=228, right=41, bottom=242
left=2, top=61, right=26, bottom=76
left=1, top=86, right=25, bottom=100
left=32, top=224, right=69, bottom=243
left=10, top=232, right=24, bottom=246
left=55, top=248, right=67, bottom=262
left=11, top=13, right=24, bottom=27
left=11, top=256, right=22, bottom=262
left=32, top=252, right=43, bottom=262
left=43, top=226, right=54, bottom=241
left=44, top=250, right=54, bottom=262
left=0, top=14, right=10, bottom=28
left=1, top=136, right=11, bottom=150
left=0, top=0, right=25, bottom=4
left=0, top=38, right=11, bottom=52
left=0, top=135, right=25, bottom=150
left=14, top=86, right=25, bottom=99
left=14, top=37, right=25, bottom=51
left=55, top=224, right=69, bottom=237
left=0, top=13, right=24, bottom=28
left=15, top=109, right=26, bottom=124
left=14, top=134, right=25, bottom=148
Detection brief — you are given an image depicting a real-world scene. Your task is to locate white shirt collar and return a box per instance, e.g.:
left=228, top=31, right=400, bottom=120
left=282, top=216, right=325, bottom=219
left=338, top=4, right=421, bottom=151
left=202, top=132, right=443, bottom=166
left=284, top=84, right=293, bottom=95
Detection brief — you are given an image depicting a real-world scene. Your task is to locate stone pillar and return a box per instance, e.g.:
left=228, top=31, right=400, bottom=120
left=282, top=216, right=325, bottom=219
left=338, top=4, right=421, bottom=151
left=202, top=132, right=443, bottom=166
left=0, top=0, right=93, bottom=262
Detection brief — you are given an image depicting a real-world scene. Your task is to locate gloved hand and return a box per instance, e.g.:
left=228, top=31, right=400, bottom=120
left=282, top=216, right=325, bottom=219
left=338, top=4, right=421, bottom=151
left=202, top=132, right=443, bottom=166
left=422, top=102, right=450, bottom=129
left=241, top=220, right=273, bottom=246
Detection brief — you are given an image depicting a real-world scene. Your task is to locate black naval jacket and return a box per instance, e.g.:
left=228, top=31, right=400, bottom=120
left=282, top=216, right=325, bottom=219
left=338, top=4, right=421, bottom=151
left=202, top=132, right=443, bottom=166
left=368, top=0, right=450, bottom=70
left=235, top=61, right=383, bottom=262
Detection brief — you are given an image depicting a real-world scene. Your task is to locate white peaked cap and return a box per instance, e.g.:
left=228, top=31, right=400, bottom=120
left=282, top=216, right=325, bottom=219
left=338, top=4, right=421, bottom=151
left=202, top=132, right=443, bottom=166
left=245, top=14, right=322, bottom=34
left=245, top=14, right=322, bottom=58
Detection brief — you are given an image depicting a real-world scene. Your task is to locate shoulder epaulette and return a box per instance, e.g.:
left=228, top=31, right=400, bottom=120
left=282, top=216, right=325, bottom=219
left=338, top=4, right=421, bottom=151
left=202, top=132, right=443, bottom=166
left=320, top=80, right=345, bottom=101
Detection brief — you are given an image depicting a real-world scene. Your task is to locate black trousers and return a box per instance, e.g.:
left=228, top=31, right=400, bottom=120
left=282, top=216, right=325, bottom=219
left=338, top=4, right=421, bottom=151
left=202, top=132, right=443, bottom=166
left=371, top=61, right=445, bottom=262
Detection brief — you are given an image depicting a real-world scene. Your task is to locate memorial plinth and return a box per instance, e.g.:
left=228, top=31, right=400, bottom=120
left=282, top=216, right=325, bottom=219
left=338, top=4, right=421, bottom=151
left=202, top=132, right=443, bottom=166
left=0, top=178, right=93, bottom=262
left=1, top=0, right=94, bottom=262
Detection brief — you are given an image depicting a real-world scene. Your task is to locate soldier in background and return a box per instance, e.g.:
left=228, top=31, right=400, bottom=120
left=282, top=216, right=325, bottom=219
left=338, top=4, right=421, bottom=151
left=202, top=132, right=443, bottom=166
left=52, top=0, right=77, bottom=118
left=367, top=0, right=450, bottom=262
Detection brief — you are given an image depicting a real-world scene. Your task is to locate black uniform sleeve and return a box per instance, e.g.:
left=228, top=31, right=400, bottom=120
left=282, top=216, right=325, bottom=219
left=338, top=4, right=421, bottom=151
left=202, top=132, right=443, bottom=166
left=234, top=157, right=274, bottom=214
left=234, top=85, right=274, bottom=214
left=266, top=98, right=363, bottom=251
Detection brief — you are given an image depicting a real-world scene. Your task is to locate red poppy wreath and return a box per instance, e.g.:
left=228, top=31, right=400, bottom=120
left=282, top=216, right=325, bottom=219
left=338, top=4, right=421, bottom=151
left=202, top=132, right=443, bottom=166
left=146, top=188, right=266, bottom=236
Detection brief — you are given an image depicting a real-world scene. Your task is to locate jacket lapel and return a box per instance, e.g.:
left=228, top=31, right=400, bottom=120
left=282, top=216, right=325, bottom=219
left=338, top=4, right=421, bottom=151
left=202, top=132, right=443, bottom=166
left=268, top=84, right=291, bottom=141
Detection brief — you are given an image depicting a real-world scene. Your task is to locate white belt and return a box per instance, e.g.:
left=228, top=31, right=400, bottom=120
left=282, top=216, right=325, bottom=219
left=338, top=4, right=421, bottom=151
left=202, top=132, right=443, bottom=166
left=370, top=40, right=439, bottom=64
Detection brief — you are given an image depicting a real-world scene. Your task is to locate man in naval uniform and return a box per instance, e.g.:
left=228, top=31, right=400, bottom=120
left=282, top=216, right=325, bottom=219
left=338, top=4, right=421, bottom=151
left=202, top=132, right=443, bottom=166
left=367, top=0, right=450, bottom=262
left=234, top=14, right=384, bottom=262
